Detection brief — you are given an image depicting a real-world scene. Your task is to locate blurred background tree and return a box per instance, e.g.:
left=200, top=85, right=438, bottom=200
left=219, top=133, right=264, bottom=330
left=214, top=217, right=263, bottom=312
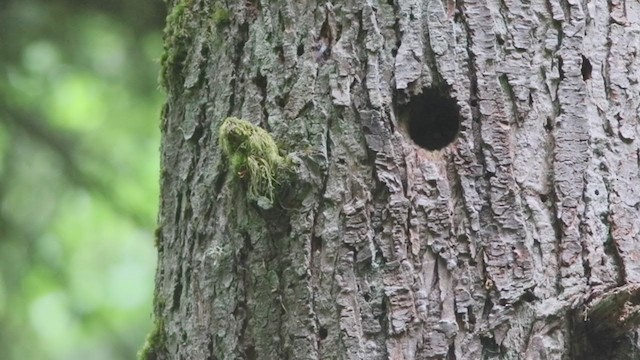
left=0, top=0, right=165, bottom=358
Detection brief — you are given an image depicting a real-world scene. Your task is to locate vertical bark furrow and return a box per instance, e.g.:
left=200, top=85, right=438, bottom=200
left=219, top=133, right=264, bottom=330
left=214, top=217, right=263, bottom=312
left=394, top=0, right=424, bottom=89
left=604, top=16, right=640, bottom=284
left=551, top=0, right=589, bottom=297
left=465, top=0, right=536, bottom=310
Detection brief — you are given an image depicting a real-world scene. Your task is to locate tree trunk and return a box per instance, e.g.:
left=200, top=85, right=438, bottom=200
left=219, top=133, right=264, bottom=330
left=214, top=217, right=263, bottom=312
left=146, top=0, right=640, bottom=359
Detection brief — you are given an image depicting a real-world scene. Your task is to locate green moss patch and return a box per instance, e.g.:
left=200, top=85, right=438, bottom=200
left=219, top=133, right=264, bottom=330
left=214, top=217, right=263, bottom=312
left=160, top=0, right=195, bottom=89
left=137, top=319, right=166, bottom=360
left=211, top=6, right=231, bottom=28
left=219, top=117, right=289, bottom=204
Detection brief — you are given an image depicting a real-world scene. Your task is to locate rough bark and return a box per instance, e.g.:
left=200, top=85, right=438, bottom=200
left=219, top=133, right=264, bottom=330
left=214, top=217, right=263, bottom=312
left=149, top=0, right=640, bottom=359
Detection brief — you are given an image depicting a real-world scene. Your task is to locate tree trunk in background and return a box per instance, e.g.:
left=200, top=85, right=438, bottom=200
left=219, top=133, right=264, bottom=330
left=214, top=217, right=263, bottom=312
left=150, top=0, right=640, bottom=359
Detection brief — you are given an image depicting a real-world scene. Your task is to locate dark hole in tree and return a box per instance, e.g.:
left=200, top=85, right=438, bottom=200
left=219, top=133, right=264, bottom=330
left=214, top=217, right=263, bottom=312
left=404, top=87, right=461, bottom=151
left=581, top=55, right=592, bottom=80
left=521, top=290, right=536, bottom=302
left=297, top=44, right=305, bottom=56
left=319, top=327, right=328, bottom=340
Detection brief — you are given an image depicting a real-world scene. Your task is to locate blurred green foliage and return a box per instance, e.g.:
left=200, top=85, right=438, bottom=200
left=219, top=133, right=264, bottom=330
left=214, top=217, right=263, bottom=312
left=0, top=0, right=165, bottom=358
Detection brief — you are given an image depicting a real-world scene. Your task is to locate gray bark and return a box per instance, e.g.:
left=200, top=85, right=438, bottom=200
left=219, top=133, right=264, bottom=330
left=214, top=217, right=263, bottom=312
left=150, top=0, right=640, bottom=359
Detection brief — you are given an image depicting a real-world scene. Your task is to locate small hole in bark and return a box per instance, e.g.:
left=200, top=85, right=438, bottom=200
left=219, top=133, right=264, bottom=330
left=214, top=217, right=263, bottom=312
left=496, top=35, right=505, bottom=45
left=387, top=0, right=394, bottom=5
left=480, top=334, right=500, bottom=355
left=404, top=87, right=461, bottom=151
left=467, top=306, right=477, bottom=325
left=581, top=55, right=592, bottom=81
left=558, top=56, right=565, bottom=80
left=594, top=190, right=600, bottom=196
left=311, top=235, right=322, bottom=253
left=392, top=40, right=400, bottom=57
left=544, top=117, right=553, bottom=131
left=297, top=44, right=305, bottom=56
left=172, top=278, right=183, bottom=311
left=319, top=327, right=328, bottom=340
left=363, top=293, right=371, bottom=301
left=190, top=124, right=204, bottom=143
left=599, top=162, right=608, bottom=172
left=522, top=291, right=536, bottom=302
left=540, top=194, right=548, bottom=202
left=255, top=71, right=267, bottom=91
left=245, top=346, right=257, bottom=360
left=275, top=45, right=284, bottom=62
left=484, top=171, right=495, bottom=180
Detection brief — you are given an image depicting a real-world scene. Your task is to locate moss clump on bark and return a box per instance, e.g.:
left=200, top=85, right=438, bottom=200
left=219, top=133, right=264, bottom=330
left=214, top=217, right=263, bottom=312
left=219, top=117, right=289, bottom=204
left=211, top=6, right=231, bottom=28
left=138, top=319, right=166, bottom=360
left=160, top=0, right=194, bottom=89
left=153, top=226, right=162, bottom=248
